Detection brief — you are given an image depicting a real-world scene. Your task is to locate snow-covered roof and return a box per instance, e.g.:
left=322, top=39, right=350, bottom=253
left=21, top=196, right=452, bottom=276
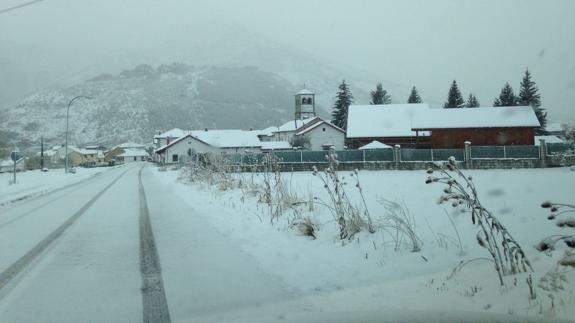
left=347, top=104, right=431, bottom=138
left=358, top=141, right=393, bottom=150
left=296, top=89, right=314, bottom=95
left=256, top=126, right=277, bottom=137
left=260, top=141, right=292, bottom=150
left=0, top=158, right=24, bottom=167
left=116, top=142, right=146, bottom=149
left=119, top=149, right=150, bottom=157
left=534, top=136, right=564, bottom=145
left=154, top=128, right=187, bottom=139
left=70, top=147, right=104, bottom=157
left=156, top=129, right=262, bottom=152
left=545, top=123, right=565, bottom=133
left=277, top=117, right=318, bottom=133
left=191, top=130, right=261, bottom=148
left=295, top=119, right=345, bottom=136
left=412, top=106, right=540, bottom=130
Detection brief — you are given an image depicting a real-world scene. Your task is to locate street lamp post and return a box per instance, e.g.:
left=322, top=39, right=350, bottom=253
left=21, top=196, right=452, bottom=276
left=65, top=96, right=92, bottom=173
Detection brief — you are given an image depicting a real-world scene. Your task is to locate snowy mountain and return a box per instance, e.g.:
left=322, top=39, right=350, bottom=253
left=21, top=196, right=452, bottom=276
left=0, top=64, right=304, bottom=151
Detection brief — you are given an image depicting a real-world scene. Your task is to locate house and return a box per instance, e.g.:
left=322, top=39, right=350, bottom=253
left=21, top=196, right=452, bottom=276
left=346, top=103, right=431, bottom=149
left=153, top=128, right=188, bottom=150
left=412, top=106, right=540, bottom=148
left=154, top=130, right=262, bottom=164
left=0, top=158, right=26, bottom=173
left=545, top=123, right=566, bottom=138
left=534, top=135, right=564, bottom=145
left=292, top=117, right=346, bottom=150
left=68, top=148, right=105, bottom=167
left=116, top=149, right=150, bottom=163
left=105, top=142, right=148, bottom=163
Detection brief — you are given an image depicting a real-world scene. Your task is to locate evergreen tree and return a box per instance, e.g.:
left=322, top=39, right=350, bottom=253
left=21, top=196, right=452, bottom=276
left=407, top=86, right=422, bottom=103
left=466, top=94, right=480, bottom=108
left=331, top=80, right=354, bottom=130
left=518, top=69, right=546, bottom=134
left=493, top=82, right=518, bottom=107
left=370, top=83, right=391, bottom=105
left=443, top=80, right=465, bottom=108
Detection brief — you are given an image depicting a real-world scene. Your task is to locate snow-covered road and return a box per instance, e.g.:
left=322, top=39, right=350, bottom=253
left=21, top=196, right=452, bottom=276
left=0, top=164, right=572, bottom=323
left=0, top=164, right=303, bottom=323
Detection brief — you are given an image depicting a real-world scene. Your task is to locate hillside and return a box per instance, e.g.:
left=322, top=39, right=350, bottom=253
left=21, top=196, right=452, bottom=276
left=0, top=64, right=302, bottom=152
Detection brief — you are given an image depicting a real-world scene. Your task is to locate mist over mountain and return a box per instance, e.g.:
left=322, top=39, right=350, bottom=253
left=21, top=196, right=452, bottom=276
left=0, top=64, right=310, bottom=151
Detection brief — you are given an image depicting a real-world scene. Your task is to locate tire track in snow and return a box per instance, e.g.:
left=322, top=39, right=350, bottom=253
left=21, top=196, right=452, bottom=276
left=138, top=166, right=171, bottom=323
left=0, top=167, right=131, bottom=291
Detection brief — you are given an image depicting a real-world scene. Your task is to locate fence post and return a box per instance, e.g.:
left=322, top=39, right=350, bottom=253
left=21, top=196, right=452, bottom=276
left=430, top=149, right=434, bottom=162
left=394, top=145, right=401, bottom=168
left=464, top=141, right=472, bottom=169
left=362, top=149, right=366, bottom=166
left=539, top=139, right=547, bottom=167
left=300, top=150, right=303, bottom=163
left=503, top=145, right=507, bottom=159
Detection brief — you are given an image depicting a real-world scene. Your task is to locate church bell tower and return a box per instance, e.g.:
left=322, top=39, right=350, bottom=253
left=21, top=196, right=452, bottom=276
left=294, top=88, right=316, bottom=120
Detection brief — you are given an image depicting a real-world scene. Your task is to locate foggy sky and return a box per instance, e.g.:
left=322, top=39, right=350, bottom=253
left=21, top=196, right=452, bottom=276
left=1, top=0, right=574, bottom=122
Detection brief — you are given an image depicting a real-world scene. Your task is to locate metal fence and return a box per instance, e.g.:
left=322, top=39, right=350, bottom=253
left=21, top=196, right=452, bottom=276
left=220, top=142, right=575, bottom=166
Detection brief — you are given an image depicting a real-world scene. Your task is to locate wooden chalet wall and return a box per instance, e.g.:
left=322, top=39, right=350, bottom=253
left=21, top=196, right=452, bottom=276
left=429, top=127, right=535, bottom=148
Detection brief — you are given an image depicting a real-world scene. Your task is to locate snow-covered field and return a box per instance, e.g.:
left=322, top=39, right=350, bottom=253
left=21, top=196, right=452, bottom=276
left=0, top=167, right=115, bottom=207
left=152, top=165, right=575, bottom=321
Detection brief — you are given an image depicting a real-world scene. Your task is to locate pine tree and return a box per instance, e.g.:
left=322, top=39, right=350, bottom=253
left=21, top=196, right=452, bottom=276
left=466, top=94, right=480, bottom=108
left=407, top=86, right=422, bottom=103
left=370, top=83, right=391, bottom=105
left=518, top=69, right=546, bottom=134
left=331, top=80, right=354, bottom=130
left=493, top=82, right=518, bottom=107
left=443, top=80, right=465, bottom=108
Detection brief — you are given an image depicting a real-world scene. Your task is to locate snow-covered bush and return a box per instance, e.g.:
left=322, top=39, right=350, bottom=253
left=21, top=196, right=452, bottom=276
left=426, top=157, right=532, bottom=286
left=536, top=201, right=575, bottom=292
left=312, top=152, right=375, bottom=240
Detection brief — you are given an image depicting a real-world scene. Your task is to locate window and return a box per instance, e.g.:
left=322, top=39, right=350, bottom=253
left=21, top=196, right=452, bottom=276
left=133, top=157, right=137, bottom=161
left=323, top=127, right=326, bottom=132
left=172, top=154, right=178, bottom=162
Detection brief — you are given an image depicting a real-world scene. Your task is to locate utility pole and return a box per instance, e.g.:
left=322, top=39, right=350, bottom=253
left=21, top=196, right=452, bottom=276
left=65, top=95, right=92, bottom=173
left=40, top=136, right=44, bottom=170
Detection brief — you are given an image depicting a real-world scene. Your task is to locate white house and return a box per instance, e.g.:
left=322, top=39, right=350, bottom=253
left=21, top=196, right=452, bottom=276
left=0, top=158, right=26, bottom=173
left=293, top=117, right=346, bottom=150
left=154, top=129, right=263, bottom=164
left=116, top=149, right=150, bottom=163
left=153, top=128, right=188, bottom=150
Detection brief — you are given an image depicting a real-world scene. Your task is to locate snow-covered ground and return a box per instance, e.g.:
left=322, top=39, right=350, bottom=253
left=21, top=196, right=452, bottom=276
left=151, top=165, right=575, bottom=322
left=0, top=167, right=116, bottom=207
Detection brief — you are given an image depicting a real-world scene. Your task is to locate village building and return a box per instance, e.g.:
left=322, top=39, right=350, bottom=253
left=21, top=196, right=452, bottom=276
left=0, top=157, right=26, bottom=173
left=105, top=142, right=148, bottom=163
left=346, top=103, right=431, bottom=149
left=115, top=149, right=150, bottom=163
left=412, top=106, right=540, bottom=148
left=154, top=130, right=261, bottom=164
left=67, top=148, right=105, bottom=167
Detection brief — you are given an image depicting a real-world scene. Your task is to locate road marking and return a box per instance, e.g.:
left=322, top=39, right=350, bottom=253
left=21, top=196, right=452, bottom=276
left=138, top=166, right=171, bottom=323
left=0, top=167, right=130, bottom=291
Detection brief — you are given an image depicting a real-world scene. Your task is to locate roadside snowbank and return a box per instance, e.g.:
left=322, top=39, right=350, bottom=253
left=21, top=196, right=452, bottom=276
left=152, top=166, right=575, bottom=321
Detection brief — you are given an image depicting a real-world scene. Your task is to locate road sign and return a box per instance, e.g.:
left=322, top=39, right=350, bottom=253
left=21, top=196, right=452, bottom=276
left=10, top=151, right=21, bottom=162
